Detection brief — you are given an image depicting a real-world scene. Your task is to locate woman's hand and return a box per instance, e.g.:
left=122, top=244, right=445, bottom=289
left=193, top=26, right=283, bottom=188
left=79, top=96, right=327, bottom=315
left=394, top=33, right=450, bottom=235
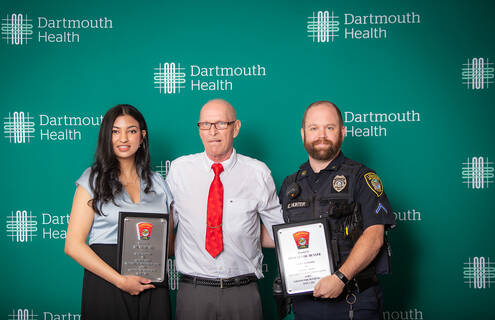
left=117, top=275, right=155, bottom=295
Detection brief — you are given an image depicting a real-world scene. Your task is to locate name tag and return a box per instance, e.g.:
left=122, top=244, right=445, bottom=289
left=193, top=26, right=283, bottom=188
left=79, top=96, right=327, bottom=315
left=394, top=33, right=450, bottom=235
left=287, top=201, right=309, bottom=209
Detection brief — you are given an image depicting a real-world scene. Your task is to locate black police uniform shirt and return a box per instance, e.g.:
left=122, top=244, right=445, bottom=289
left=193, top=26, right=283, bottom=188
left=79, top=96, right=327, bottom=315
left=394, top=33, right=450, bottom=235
left=279, top=151, right=396, bottom=244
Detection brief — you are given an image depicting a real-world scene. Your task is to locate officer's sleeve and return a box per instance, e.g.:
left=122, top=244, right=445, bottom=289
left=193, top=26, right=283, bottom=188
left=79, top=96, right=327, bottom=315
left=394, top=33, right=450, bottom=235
left=355, top=169, right=396, bottom=230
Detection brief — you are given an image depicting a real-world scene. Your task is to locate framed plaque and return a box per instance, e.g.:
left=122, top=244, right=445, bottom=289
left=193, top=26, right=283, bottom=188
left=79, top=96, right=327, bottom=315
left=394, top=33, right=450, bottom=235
left=117, top=212, right=169, bottom=284
left=273, top=219, right=334, bottom=296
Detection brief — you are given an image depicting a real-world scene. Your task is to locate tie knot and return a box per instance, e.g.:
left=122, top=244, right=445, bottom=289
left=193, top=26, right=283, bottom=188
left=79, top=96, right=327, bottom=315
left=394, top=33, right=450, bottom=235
left=212, top=163, right=224, bottom=175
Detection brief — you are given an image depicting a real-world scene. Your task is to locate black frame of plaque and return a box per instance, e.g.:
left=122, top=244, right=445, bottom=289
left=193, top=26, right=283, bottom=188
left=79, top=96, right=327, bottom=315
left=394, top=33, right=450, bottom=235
left=117, top=211, right=169, bottom=285
left=273, top=218, right=334, bottom=296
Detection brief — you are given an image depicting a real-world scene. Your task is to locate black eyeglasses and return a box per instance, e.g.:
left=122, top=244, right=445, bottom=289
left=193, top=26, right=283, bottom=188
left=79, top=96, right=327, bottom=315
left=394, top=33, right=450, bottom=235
left=197, top=121, right=236, bottom=130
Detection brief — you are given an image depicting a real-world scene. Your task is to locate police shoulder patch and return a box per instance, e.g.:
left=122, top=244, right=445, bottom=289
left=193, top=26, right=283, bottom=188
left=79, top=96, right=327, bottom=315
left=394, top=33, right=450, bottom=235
left=364, top=172, right=384, bottom=197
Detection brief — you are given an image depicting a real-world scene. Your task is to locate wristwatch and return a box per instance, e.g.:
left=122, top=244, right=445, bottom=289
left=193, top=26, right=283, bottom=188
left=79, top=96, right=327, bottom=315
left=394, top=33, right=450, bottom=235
left=333, top=270, right=350, bottom=285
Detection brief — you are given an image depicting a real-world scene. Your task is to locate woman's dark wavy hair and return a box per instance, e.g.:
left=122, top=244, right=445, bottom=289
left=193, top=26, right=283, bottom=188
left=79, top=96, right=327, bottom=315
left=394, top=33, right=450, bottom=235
left=89, top=104, right=153, bottom=215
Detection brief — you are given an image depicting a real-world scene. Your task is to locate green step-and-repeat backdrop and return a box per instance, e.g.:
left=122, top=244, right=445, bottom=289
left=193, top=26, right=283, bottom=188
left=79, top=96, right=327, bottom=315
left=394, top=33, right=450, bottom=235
left=1, top=0, right=494, bottom=319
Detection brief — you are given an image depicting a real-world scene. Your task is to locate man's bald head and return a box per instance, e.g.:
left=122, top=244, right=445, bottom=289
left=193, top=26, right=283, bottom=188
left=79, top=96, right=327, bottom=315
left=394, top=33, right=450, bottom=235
left=200, top=99, right=237, bottom=122
left=198, top=98, right=241, bottom=162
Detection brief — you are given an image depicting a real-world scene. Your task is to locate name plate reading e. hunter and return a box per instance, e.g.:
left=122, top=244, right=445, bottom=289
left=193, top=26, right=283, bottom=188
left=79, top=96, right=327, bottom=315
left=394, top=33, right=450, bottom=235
left=117, top=212, right=168, bottom=284
left=273, top=219, right=334, bottom=296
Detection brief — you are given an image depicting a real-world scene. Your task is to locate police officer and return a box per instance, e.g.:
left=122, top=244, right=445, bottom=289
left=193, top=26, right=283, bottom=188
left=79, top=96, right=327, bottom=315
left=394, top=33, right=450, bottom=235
left=278, top=101, right=396, bottom=320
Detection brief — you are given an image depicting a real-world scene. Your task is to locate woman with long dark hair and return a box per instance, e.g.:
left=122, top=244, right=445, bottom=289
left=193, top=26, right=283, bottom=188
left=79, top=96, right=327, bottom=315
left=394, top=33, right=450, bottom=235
left=65, top=104, right=171, bottom=320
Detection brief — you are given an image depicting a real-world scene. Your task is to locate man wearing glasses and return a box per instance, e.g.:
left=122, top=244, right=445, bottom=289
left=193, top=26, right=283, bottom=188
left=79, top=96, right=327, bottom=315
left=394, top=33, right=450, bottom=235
left=166, top=98, right=284, bottom=320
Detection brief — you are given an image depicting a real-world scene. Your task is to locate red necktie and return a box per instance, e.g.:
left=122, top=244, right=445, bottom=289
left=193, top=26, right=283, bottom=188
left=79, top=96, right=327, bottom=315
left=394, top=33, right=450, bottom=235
left=206, top=163, right=224, bottom=258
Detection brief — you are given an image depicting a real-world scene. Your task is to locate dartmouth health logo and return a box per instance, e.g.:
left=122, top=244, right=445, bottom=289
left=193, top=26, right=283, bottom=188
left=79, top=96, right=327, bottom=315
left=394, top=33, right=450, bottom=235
left=5, top=210, right=70, bottom=242
left=3, top=110, right=103, bottom=143
left=307, top=9, right=421, bottom=43
left=462, top=57, right=494, bottom=90
left=154, top=63, right=187, bottom=94
left=1, top=13, right=33, bottom=45
left=6, top=210, right=38, bottom=243
left=2, top=12, right=113, bottom=45
left=3, top=111, right=36, bottom=143
left=8, top=308, right=80, bottom=320
left=463, top=256, right=495, bottom=289
left=8, top=308, right=37, bottom=320
left=155, top=160, right=171, bottom=178
left=153, top=61, right=267, bottom=94
left=307, top=11, right=340, bottom=43
left=461, top=156, right=494, bottom=189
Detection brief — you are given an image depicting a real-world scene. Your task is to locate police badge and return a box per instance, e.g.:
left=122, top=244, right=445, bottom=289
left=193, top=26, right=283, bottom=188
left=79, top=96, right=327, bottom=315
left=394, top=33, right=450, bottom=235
left=332, top=175, right=347, bottom=192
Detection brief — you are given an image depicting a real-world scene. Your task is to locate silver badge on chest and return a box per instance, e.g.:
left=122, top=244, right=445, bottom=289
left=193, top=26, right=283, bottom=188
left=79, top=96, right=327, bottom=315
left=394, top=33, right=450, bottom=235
left=332, top=175, right=347, bottom=192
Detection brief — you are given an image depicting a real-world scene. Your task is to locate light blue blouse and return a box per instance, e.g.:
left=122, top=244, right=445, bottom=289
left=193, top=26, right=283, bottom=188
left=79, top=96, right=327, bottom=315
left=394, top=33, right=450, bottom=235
left=76, top=167, right=173, bottom=245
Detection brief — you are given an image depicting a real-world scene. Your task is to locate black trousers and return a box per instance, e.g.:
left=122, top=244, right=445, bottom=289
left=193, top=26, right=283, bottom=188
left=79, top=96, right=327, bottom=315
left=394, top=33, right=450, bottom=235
left=176, top=281, right=263, bottom=320
left=81, top=244, right=171, bottom=320
left=292, top=285, right=384, bottom=320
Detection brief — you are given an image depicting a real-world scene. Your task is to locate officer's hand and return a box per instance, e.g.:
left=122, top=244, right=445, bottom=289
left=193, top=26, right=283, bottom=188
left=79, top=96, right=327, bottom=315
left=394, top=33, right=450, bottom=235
left=313, top=274, right=345, bottom=299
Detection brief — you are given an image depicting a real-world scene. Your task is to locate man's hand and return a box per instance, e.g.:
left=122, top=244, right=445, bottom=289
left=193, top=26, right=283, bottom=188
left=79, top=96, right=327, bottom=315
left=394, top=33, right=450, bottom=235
left=313, top=274, right=346, bottom=298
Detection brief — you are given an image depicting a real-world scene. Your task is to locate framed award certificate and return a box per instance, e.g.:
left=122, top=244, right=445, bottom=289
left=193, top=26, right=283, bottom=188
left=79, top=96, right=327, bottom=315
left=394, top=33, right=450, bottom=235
left=273, top=219, right=334, bottom=296
left=117, top=212, right=169, bottom=284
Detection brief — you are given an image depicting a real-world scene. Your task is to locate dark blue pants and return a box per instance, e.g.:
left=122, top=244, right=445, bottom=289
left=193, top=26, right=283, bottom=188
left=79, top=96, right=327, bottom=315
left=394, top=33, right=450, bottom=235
left=292, top=285, right=383, bottom=320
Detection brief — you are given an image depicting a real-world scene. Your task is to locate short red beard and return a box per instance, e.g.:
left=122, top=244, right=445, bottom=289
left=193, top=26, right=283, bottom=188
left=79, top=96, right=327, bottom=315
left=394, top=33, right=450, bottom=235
left=303, top=133, right=343, bottom=161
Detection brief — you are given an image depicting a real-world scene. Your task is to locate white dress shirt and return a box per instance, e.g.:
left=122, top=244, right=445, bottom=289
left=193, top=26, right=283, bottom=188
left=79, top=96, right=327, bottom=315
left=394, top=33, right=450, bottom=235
left=166, top=149, right=284, bottom=279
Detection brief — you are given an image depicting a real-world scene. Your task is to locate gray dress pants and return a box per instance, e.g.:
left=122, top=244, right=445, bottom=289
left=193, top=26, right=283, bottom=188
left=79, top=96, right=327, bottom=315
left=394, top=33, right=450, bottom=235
left=176, top=281, right=263, bottom=320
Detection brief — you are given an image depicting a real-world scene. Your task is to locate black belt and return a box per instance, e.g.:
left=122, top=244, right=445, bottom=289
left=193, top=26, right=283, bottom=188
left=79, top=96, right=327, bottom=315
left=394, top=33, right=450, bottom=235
left=180, top=273, right=258, bottom=288
left=347, top=274, right=379, bottom=293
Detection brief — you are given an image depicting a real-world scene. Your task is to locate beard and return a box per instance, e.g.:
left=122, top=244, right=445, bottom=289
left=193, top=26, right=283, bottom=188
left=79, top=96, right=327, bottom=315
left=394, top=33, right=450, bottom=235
left=303, top=133, right=343, bottom=161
